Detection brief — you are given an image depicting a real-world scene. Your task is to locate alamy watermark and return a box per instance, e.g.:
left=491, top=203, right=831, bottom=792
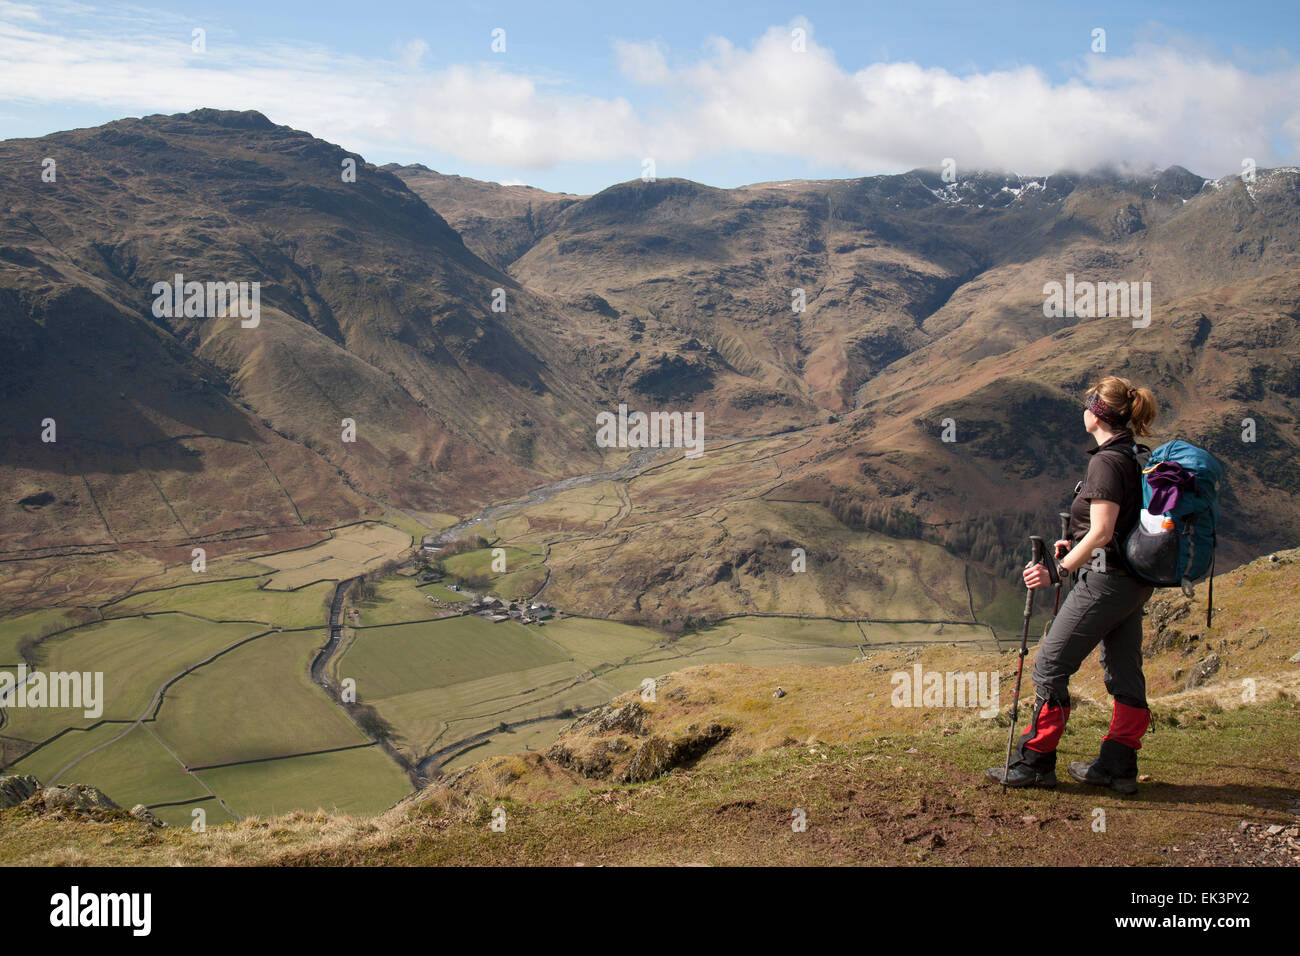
left=1043, top=274, right=1151, bottom=328
left=0, top=666, right=103, bottom=719
left=595, top=403, right=704, bottom=458
left=151, top=274, right=260, bottom=328
left=49, top=886, right=150, bottom=936
left=890, top=663, right=999, bottom=718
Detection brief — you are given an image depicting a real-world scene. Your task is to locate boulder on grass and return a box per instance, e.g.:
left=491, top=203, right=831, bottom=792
left=130, top=804, right=166, bottom=828
left=41, top=784, right=119, bottom=812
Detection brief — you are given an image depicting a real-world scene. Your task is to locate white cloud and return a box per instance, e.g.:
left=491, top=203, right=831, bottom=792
left=612, top=25, right=1300, bottom=175
left=1, top=6, right=1296, bottom=179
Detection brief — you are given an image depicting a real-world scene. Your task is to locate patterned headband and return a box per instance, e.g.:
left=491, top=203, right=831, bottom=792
left=1085, top=390, right=1128, bottom=428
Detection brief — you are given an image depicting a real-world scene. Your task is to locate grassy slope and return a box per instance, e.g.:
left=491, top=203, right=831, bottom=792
left=2, top=548, right=1297, bottom=866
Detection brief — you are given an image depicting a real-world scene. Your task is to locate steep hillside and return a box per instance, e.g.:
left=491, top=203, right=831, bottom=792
left=4, top=548, right=1296, bottom=866
left=394, top=163, right=1300, bottom=597
left=0, top=110, right=620, bottom=610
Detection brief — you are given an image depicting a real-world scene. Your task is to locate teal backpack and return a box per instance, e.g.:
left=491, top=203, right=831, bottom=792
left=1122, top=440, right=1222, bottom=625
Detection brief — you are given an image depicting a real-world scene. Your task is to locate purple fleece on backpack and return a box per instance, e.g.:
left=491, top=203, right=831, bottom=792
left=1145, top=461, right=1198, bottom=514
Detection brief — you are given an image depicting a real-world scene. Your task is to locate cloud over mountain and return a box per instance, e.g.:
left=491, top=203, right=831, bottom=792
left=2, top=4, right=1296, bottom=181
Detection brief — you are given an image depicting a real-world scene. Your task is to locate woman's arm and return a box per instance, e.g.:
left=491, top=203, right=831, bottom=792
left=1061, top=499, right=1120, bottom=574
left=1024, top=498, right=1120, bottom=587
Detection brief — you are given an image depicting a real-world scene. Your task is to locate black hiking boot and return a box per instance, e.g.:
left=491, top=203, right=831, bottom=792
left=985, top=763, right=1056, bottom=788
left=1068, top=740, right=1139, bottom=794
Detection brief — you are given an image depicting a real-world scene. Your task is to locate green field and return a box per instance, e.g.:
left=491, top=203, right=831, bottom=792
left=149, top=797, right=237, bottom=830
left=1, top=614, right=265, bottom=744
left=336, top=615, right=571, bottom=699
left=3, top=567, right=1000, bottom=814
left=354, top=576, right=452, bottom=625
left=439, top=715, right=584, bottom=771
left=104, top=580, right=332, bottom=632
left=590, top=626, right=863, bottom=692
left=152, top=629, right=366, bottom=766
left=106, top=577, right=332, bottom=628
left=487, top=565, right=548, bottom=601
left=11, top=721, right=128, bottom=784
left=194, top=745, right=410, bottom=819
left=539, top=616, right=664, bottom=668
left=418, top=582, right=469, bottom=602
left=0, top=607, right=86, bottom=667
left=858, top=620, right=995, bottom=644
left=440, top=545, right=541, bottom=579
left=42, top=724, right=209, bottom=807
left=1, top=491, right=1004, bottom=823
left=976, top=587, right=1055, bottom=644
left=0, top=524, right=420, bottom=822
left=331, top=577, right=999, bottom=774
left=438, top=546, right=546, bottom=599
left=708, top=616, right=864, bottom=647
left=367, top=660, right=604, bottom=763
left=253, top=521, right=411, bottom=589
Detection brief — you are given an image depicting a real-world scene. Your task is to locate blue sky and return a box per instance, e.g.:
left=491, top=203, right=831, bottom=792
left=2, top=0, right=1297, bottom=193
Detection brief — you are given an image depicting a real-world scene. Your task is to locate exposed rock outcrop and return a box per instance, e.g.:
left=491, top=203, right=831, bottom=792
left=0, top=774, right=41, bottom=808
left=1185, top=653, right=1222, bottom=690
left=620, top=723, right=732, bottom=784
left=41, top=783, right=119, bottom=812
left=0, top=775, right=170, bottom=826
left=565, top=700, right=649, bottom=736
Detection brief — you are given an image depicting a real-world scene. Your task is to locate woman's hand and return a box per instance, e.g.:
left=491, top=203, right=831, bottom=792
left=1023, top=562, right=1053, bottom=589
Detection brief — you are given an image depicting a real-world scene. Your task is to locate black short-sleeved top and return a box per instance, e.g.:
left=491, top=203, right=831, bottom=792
left=1067, top=428, right=1142, bottom=570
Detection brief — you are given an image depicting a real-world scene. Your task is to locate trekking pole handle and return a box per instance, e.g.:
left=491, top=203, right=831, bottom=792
left=1055, top=512, right=1072, bottom=571
left=1030, top=535, right=1059, bottom=586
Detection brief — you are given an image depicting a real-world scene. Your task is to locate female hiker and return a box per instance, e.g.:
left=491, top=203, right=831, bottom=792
left=986, top=376, right=1158, bottom=794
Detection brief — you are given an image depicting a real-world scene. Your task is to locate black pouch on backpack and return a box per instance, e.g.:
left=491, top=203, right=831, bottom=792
left=1123, top=517, right=1182, bottom=586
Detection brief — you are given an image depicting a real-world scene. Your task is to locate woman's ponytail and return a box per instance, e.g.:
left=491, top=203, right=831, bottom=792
left=1127, top=386, right=1157, bottom=437
left=1088, top=375, right=1158, bottom=437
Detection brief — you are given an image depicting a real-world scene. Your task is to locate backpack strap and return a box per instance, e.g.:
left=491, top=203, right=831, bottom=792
left=1106, top=442, right=1149, bottom=469
left=1094, top=442, right=1145, bottom=575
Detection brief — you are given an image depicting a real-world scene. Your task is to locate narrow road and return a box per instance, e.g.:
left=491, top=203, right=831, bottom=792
left=310, top=578, right=356, bottom=688
left=312, top=577, right=424, bottom=788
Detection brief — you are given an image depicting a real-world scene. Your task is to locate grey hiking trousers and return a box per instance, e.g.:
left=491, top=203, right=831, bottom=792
left=1031, top=568, right=1154, bottom=708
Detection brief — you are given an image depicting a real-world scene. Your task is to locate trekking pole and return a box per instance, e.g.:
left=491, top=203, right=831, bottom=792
left=1052, top=511, right=1070, bottom=618
left=1002, top=535, right=1057, bottom=789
